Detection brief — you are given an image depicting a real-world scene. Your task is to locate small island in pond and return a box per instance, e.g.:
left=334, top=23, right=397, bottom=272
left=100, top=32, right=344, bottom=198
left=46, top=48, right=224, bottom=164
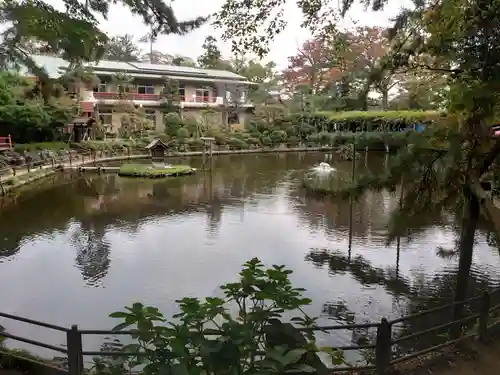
left=118, top=163, right=195, bottom=178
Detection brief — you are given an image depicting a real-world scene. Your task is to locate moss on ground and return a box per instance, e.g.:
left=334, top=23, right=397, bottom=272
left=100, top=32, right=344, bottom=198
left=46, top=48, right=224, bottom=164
left=118, top=163, right=194, bottom=178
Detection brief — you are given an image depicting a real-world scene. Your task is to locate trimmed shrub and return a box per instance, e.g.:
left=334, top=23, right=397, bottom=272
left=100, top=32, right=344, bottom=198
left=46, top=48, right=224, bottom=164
left=228, top=137, right=248, bottom=149
left=260, top=136, right=272, bottom=147
left=176, top=127, right=190, bottom=139
left=288, top=110, right=446, bottom=132
left=187, top=138, right=205, bottom=151
left=164, top=112, right=183, bottom=136
left=269, top=130, right=287, bottom=144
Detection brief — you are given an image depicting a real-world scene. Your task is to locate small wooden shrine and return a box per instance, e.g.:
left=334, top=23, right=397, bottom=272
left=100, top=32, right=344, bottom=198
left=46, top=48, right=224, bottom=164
left=146, top=139, right=169, bottom=158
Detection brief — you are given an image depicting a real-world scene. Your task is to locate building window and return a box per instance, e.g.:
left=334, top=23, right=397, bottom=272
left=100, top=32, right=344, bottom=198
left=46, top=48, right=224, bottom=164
left=93, top=82, right=107, bottom=92
left=179, top=84, right=185, bottom=101
left=195, top=88, right=210, bottom=102
left=137, top=85, right=155, bottom=94
left=117, top=85, right=131, bottom=93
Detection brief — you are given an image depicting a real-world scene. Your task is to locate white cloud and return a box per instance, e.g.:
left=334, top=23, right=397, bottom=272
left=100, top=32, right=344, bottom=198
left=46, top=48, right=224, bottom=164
left=49, top=0, right=409, bottom=69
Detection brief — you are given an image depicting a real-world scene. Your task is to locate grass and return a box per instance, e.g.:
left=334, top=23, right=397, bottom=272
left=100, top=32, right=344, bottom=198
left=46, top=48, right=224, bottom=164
left=118, top=163, right=194, bottom=178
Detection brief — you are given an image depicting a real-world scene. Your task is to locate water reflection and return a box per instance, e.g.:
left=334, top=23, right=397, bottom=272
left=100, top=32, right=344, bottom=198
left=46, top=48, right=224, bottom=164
left=71, top=220, right=111, bottom=287
left=305, top=248, right=410, bottom=296
left=0, top=152, right=500, bottom=357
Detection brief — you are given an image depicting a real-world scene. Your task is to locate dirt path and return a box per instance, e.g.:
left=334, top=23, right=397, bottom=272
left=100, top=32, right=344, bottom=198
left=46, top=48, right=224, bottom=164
left=399, top=341, right=500, bottom=375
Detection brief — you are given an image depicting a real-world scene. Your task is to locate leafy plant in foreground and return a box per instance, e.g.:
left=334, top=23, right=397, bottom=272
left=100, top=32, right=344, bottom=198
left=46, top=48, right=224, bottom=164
left=95, top=258, right=344, bottom=375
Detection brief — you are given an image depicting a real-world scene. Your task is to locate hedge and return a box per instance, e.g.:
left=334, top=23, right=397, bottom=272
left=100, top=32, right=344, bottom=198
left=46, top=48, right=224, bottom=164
left=290, top=110, right=447, bottom=132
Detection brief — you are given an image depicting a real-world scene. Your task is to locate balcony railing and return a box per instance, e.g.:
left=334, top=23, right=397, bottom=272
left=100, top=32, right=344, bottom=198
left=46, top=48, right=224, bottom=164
left=93, top=92, right=161, bottom=101
left=187, top=96, right=217, bottom=103
left=90, top=92, right=253, bottom=106
left=93, top=92, right=219, bottom=103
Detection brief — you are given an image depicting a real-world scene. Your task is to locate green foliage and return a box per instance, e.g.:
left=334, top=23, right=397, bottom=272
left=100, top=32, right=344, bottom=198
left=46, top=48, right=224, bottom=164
left=100, top=258, right=344, bottom=375
left=187, top=138, right=204, bottom=150
left=291, top=111, right=443, bottom=133
left=176, top=127, right=190, bottom=139
left=160, top=78, right=181, bottom=111
left=0, top=72, right=77, bottom=143
left=337, top=144, right=360, bottom=161
left=118, top=163, right=193, bottom=178
left=181, top=117, right=200, bottom=137
left=261, top=136, right=272, bottom=146
left=164, top=112, right=183, bottom=137
left=270, top=130, right=287, bottom=144
left=228, top=137, right=248, bottom=149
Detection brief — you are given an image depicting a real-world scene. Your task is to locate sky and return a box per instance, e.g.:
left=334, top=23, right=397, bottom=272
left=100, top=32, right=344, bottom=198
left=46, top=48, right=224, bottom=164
left=50, top=0, right=407, bottom=69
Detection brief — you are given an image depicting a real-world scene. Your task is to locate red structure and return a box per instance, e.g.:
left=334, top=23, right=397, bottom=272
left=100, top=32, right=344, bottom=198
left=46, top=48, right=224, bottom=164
left=0, top=135, right=12, bottom=150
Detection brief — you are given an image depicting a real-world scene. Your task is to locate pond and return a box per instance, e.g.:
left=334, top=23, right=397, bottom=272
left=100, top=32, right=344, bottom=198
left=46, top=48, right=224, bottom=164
left=0, top=151, right=500, bottom=362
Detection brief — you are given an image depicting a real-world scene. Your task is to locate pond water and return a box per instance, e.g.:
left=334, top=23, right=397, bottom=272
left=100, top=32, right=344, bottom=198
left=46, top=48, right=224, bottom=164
left=1, top=152, right=500, bottom=362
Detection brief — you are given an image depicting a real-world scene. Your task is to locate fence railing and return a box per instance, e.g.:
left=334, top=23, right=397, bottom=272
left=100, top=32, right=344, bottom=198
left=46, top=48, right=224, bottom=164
left=0, top=148, right=147, bottom=179
left=0, top=143, right=352, bottom=182
left=1, top=288, right=500, bottom=375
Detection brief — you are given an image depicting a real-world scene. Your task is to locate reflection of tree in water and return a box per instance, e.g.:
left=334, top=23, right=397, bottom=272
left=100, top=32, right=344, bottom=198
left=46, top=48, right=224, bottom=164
left=317, top=254, right=499, bottom=361
left=206, top=195, right=222, bottom=237
left=70, top=219, right=111, bottom=287
left=0, top=176, right=86, bottom=260
left=151, top=182, right=170, bottom=200
left=388, top=268, right=498, bottom=357
left=305, top=248, right=411, bottom=296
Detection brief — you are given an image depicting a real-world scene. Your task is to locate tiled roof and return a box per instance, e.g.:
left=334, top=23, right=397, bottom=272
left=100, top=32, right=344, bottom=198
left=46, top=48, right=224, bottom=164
left=21, top=55, right=248, bottom=81
left=87, top=60, right=141, bottom=71
left=127, top=62, right=245, bottom=80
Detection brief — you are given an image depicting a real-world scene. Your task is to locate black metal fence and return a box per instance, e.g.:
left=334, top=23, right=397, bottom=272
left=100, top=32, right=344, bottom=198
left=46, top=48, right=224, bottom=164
left=1, top=288, right=500, bottom=375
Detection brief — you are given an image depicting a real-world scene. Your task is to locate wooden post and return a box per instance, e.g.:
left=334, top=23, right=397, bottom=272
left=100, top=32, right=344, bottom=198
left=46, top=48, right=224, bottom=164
left=375, top=318, right=392, bottom=375
left=479, top=291, right=491, bottom=342
left=12, top=167, right=16, bottom=176
left=209, top=141, right=213, bottom=170
left=66, top=325, right=83, bottom=375
left=27, top=162, right=31, bottom=173
left=69, top=154, right=72, bottom=167
left=127, top=146, right=131, bottom=159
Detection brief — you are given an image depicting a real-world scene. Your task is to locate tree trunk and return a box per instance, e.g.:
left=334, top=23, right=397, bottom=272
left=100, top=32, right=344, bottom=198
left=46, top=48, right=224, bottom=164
left=450, top=188, right=480, bottom=338
left=382, top=89, right=389, bottom=111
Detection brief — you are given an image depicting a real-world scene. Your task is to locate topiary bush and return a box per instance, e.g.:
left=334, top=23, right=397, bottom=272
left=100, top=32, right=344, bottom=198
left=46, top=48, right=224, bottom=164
left=260, top=135, right=272, bottom=147
left=176, top=127, right=190, bottom=139
left=228, top=137, right=248, bottom=149
left=164, top=112, right=183, bottom=137
left=270, top=130, right=288, bottom=144
left=286, top=110, right=445, bottom=133
left=187, top=138, right=204, bottom=151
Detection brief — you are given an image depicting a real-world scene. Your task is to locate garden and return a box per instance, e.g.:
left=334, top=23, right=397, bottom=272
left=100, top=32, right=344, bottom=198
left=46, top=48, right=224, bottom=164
left=1, top=109, right=442, bottom=172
